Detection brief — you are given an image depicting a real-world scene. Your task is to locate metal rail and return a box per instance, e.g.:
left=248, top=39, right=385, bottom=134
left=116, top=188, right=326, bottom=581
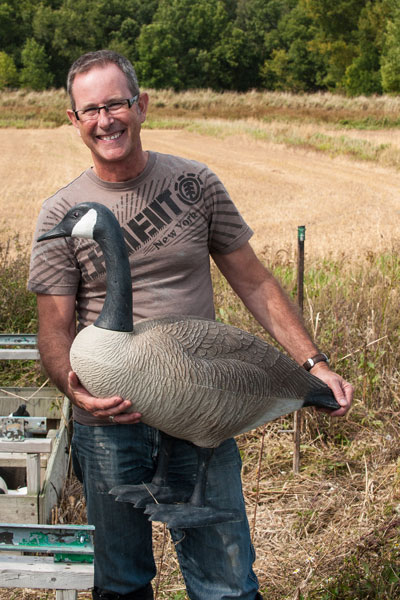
left=0, top=334, right=39, bottom=360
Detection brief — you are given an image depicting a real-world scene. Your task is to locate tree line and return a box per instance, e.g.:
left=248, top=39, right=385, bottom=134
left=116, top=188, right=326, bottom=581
left=0, top=0, right=399, bottom=95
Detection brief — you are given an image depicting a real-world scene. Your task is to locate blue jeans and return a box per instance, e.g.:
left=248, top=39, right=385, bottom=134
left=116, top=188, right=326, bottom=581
left=72, top=422, right=260, bottom=599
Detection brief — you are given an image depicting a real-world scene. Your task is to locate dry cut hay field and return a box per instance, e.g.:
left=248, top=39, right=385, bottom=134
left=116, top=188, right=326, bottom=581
left=1, top=123, right=400, bottom=261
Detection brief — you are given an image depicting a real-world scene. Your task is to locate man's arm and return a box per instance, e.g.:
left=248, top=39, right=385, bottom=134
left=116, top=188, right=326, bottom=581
left=212, top=243, right=353, bottom=416
left=37, top=294, right=141, bottom=422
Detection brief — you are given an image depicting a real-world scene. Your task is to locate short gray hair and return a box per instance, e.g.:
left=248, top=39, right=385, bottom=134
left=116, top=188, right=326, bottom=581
left=67, top=50, right=140, bottom=109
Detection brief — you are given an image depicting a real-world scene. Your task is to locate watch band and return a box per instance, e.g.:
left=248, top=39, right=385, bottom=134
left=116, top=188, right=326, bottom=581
left=303, top=353, right=329, bottom=371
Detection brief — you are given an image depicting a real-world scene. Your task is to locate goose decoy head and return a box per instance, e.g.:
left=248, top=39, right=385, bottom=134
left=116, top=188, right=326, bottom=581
left=37, top=202, right=108, bottom=242
left=37, top=201, right=132, bottom=332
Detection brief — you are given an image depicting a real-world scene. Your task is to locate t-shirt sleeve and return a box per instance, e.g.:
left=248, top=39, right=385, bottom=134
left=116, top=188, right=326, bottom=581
left=203, top=168, right=253, bottom=255
left=27, top=201, right=80, bottom=296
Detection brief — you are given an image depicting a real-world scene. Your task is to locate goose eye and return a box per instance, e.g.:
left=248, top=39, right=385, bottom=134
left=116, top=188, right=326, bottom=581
left=73, top=211, right=80, bottom=218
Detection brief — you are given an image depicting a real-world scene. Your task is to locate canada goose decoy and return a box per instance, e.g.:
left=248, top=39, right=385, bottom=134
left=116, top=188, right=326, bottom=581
left=11, top=404, right=30, bottom=417
left=38, top=202, right=340, bottom=528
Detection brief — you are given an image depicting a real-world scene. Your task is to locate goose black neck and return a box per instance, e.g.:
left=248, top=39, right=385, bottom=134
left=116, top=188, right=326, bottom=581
left=93, top=218, right=133, bottom=332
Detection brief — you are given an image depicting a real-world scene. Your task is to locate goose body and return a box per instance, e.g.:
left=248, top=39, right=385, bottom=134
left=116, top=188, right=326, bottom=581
left=70, top=315, right=335, bottom=447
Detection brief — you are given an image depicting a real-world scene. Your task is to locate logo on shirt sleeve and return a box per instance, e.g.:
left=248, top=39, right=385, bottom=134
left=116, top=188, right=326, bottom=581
left=175, top=173, right=203, bottom=205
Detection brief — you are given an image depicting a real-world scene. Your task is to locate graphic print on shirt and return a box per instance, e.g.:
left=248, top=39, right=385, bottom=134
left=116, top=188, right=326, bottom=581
left=33, top=166, right=246, bottom=288
left=117, top=171, right=206, bottom=259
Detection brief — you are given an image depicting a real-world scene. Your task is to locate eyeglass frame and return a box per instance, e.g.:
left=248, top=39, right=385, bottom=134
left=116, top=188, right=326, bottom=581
left=73, top=95, right=139, bottom=121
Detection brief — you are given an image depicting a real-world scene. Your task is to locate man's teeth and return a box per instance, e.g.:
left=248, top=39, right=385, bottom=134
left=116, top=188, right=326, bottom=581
left=101, top=132, right=122, bottom=141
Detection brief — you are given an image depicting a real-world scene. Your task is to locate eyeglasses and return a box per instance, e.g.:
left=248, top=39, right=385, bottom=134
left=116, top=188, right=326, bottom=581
left=74, top=95, right=139, bottom=122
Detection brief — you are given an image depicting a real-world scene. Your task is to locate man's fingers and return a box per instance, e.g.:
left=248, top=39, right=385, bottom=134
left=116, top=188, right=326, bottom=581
left=329, top=380, right=353, bottom=416
left=311, top=367, right=354, bottom=417
left=112, top=412, right=142, bottom=424
left=67, top=370, right=132, bottom=414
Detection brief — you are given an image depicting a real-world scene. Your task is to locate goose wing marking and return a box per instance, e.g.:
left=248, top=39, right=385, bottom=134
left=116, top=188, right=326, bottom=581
left=134, top=316, right=320, bottom=399
left=135, top=316, right=283, bottom=368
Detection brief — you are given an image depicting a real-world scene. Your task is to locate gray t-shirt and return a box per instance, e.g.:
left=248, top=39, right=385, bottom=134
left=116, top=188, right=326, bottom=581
left=28, top=151, right=253, bottom=424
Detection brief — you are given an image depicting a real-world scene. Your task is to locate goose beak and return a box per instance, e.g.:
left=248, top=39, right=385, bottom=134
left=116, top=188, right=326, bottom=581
left=37, top=222, right=70, bottom=242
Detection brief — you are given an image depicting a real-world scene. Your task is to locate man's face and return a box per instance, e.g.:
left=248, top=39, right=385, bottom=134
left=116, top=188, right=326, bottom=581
left=67, top=63, right=148, bottom=180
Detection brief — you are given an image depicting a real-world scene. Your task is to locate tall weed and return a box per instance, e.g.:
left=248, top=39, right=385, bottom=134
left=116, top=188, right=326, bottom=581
left=2, top=88, right=400, bottom=128
left=212, top=247, right=400, bottom=414
left=0, top=236, right=44, bottom=385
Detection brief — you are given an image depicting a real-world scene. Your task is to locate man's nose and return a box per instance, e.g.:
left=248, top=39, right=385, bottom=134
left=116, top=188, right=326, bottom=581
left=97, top=106, right=114, bottom=126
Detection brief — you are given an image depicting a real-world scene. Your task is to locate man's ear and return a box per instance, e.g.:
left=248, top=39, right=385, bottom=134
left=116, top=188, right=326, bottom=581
left=66, top=109, right=80, bottom=132
left=137, top=93, right=149, bottom=122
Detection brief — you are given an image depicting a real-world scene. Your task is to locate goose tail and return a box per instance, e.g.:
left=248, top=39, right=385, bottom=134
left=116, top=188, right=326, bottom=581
left=302, top=389, right=340, bottom=411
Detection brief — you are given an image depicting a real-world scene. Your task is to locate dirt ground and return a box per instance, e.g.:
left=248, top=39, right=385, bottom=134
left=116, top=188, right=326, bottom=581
left=1, top=124, right=399, bottom=260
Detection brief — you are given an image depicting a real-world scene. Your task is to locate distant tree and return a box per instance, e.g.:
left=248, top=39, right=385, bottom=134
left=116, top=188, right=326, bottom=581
left=302, top=0, right=367, bottom=90
left=20, top=38, right=54, bottom=90
left=32, top=2, right=67, bottom=87
left=220, top=0, right=238, bottom=21
left=345, top=54, right=381, bottom=96
left=0, top=0, right=36, bottom=61
left=261, top=3, right=324, bottom=91
left=136, top=0, right=232, bottom=90
left=0, top=2, right=18, bottom=55
left=0, top=51, right=18, bottom=89
left=235, top=0, right=292, bottom=89
left=136, top=22, right=182, bottom=89
left=301, top=0, right=365, bottom=39
left=381, top=2, right=400, bottom=92
left=344, top=0, right=389, bottom=95
left=32, top=0, right=159, bottom=88
left=107, top=17, right=141, bottom=61
left=211, top=23, right=254, bottom=90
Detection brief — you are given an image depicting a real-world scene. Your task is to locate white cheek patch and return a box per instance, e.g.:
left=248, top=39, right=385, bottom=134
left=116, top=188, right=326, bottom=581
left=71, top=208, right=98, bottom=239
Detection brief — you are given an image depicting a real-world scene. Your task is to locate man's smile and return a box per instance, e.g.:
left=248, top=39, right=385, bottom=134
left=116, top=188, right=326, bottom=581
left=97, top=131, right=124, bottom=141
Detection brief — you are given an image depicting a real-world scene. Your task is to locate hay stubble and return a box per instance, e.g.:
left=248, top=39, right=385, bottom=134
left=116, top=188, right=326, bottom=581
left=1, top=125, right=400, bottom=260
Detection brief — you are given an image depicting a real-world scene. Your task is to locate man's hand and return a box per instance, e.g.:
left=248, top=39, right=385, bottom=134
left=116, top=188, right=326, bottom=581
left=68, top=371, right=142, bottom=424
left=309, top=363, right=353, bottom=417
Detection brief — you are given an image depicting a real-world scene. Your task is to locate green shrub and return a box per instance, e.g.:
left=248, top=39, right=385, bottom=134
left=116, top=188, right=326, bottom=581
left=20, top=38, right=54, bottom=91
left=0, top=51, right=18, bottom=89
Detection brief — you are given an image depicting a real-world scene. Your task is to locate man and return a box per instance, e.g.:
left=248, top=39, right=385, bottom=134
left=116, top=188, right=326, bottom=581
left=28, top=50, right=353, bottom=600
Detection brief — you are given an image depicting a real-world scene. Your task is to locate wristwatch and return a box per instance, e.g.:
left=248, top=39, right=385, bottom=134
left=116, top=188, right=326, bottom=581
left=303, top=353, right=329, bottom=371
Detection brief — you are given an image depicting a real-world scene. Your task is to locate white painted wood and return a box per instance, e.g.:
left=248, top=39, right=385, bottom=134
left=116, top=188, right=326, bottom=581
left=0, top=451, right=48, bottom=468
left=0, top=349, right=40, bottom=360
left=40, top=398, right=70, bottom=523
left=0, top=438, right=52, bottom=453
left=0, top=494, right=38, bottom=522
left=0, top=554, right=94, bottom=589
left=56, top=591, right=78, bottom=600
left=27, top=453, right=41, bottom=494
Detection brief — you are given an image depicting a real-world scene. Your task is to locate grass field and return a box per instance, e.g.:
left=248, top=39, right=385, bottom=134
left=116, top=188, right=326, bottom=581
left=0, top=89, right=399, bottom=599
